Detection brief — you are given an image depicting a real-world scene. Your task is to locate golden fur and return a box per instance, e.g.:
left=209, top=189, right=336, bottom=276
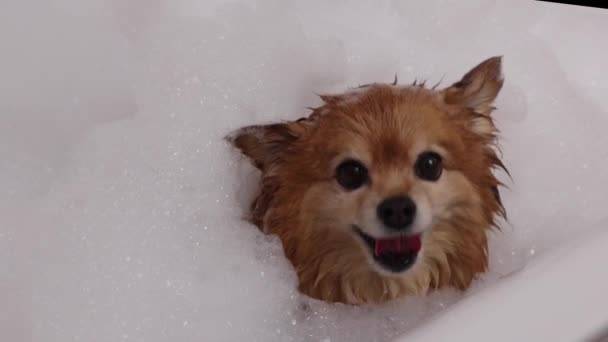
left=228, top=57, right=507, bottom=304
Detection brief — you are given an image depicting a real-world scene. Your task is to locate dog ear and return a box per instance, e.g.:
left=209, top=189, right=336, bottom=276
left=443, top=56, right=504, bottom=134
left=443, top=57, right=504, bottom=135
left=226, top=122, right=302, bottom=170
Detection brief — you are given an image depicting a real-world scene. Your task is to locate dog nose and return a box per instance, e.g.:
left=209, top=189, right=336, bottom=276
left=377, top=196, right=416, bottom=230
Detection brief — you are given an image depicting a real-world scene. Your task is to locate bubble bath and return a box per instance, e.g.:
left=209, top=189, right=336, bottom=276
left=1, top=1, right=607, bottom=341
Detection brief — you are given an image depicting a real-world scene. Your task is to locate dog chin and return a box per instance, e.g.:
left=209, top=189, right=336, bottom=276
left=352, top=225, right=424, bottom=275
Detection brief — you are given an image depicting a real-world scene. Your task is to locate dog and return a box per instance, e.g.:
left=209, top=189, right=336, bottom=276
left=227, top=56, right=507, bottom=305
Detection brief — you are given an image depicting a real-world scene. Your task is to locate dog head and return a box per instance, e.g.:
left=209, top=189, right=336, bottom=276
left=228, top=56, right=507, bottom=304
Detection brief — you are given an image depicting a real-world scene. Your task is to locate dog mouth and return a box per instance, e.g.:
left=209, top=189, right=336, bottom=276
left=353, top=227, right=422, bottom=273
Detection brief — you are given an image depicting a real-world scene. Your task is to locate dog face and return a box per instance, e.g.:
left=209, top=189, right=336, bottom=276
left=228, top=57, right=506, bottom=304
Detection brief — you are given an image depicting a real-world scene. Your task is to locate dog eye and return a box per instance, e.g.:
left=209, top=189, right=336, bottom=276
left=336, top=159, right=368, bottom=190
left=415, top=152, right=443, bottom=181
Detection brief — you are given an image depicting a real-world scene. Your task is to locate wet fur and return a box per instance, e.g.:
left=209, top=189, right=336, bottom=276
left=228, top=57, right=507, bottom=304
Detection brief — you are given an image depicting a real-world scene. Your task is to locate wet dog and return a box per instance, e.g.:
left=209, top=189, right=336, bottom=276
left=228, top=56, right=507, bottom=304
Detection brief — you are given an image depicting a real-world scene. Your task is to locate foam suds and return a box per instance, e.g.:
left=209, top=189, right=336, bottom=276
left=1, top=1, right=607, bottom=341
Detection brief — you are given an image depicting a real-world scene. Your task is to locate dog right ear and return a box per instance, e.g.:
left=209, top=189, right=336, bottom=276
left=226, top=122, right=302, bottom=170
left=443, top=56, right=504, bottom=117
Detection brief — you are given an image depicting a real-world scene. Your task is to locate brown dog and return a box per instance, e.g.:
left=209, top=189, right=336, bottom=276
left=228, top=56, right=507, bottom=305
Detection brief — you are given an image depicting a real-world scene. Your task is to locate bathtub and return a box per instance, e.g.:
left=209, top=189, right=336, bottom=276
left=393, top=226, right=608, bottom=342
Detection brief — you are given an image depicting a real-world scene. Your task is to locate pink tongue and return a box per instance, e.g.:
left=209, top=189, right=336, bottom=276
left=374, top=235, right=421, bottom=256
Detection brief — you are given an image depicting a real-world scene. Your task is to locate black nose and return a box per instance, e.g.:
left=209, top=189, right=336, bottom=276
left=377, top=196, right=416, bottom=230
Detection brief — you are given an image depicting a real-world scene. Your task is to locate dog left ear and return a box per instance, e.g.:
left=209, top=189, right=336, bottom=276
left=443, top=56, right=504, bottom=134
left=226, top=122, right=302, bottom=171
